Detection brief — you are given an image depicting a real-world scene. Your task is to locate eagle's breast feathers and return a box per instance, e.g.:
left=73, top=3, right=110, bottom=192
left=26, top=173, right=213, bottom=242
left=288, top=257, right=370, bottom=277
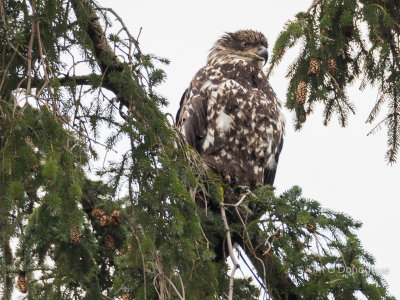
left=176, top=30, right=285, bottom=188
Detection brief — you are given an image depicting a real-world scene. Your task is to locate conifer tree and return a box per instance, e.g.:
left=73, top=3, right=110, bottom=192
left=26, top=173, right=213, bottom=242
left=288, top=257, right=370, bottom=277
left=268, top=0, right=400, bottom=163
left=0, top=0, right=395, bottom=299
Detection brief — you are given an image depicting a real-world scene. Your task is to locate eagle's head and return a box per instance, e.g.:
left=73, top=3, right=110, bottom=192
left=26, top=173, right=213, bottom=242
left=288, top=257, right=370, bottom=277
left=207, top=29, right=269, bottom=69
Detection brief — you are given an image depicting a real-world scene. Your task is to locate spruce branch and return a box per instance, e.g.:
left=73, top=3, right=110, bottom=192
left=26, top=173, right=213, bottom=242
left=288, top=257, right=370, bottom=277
left=271, top=0, right=400, bottom=162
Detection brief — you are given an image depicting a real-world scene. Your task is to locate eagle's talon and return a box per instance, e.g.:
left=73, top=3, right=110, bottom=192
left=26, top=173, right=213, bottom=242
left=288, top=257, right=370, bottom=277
left=229, top=176, right=238, bottom=186
left=224, top=175, right=238, bottom=186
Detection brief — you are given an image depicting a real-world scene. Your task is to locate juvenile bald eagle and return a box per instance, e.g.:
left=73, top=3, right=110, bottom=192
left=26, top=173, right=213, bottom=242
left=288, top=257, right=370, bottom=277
left=176, top=30, right=285, bottom=189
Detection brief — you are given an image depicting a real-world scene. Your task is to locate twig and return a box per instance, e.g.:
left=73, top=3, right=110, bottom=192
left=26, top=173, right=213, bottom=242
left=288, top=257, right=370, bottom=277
left=164, top=276, right=185, bottom=300
left=26, top=0, right=37, bottom=104
left=230, top=193, right=268, bottom=293
left=325, top=71, right=344, bottom=96
left=98, top=7, right=140, bottom=48
left=0, top=0, right=28, bottom=61
left=223, top=189, right=252, bottom=207
left=370, top=4, right=400, bottom=30
left=220, top=203, right=240, bottom=300
left=0, top=53, right=16, bottom=96
left=153, top=260, right=168, bottom=300
left=313, top=232, right=324, bottom=268
left=132, top=228, right=147, bottom=300
left=263, top=229, right=280, bottom=256
left=178, top=274, right=185, bottom=300
left=101, top=293, right=114, bottom=300
left=35, top=19, right=55, bottom=110
left=316, top=33, right=335, bottom=42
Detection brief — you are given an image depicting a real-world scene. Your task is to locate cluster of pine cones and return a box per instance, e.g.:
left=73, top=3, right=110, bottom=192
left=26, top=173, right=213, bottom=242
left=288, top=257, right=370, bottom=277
left=69, top=209, right=122, bottom=251
left=92, top=209, right=121, bottom=227
left=91, top=209, right=122, bottom=251
left=296, top=57, right=337, bottom=105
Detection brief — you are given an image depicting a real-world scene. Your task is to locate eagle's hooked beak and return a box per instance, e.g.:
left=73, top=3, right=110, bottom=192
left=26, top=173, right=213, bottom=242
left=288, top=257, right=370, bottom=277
left=257, top=46, right=269, bottom=64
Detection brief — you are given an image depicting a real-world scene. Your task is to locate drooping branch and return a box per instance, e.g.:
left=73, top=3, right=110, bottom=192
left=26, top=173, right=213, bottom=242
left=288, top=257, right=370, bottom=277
left=267, top=0, right=400, bottom=162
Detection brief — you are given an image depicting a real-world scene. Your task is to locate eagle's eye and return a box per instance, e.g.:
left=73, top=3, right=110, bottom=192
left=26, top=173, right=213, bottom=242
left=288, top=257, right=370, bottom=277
left=241, top=41, right=250, bottom=47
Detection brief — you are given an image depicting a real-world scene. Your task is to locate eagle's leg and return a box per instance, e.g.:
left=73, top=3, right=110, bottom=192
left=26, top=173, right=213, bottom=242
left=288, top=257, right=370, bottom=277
left=224, top=175, right=238, bottom=187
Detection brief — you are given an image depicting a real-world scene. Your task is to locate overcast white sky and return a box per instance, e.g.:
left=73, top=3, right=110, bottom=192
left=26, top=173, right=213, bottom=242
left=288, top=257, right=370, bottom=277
left=100, top=0, right=400, bottom=297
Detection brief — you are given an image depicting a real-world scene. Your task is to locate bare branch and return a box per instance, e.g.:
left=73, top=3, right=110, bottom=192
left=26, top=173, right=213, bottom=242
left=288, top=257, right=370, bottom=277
left=220, top=203, right=240, bottom=300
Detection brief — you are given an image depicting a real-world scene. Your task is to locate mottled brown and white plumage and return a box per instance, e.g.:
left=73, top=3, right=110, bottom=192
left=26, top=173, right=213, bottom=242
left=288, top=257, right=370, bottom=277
left=176, top=30, right=285, bottom=188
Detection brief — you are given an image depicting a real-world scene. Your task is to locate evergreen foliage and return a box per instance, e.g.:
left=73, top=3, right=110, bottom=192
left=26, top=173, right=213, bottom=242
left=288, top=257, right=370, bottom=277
left=0, top=0, right=395, bottom=299
left=268, top=0, right=400, bottom=163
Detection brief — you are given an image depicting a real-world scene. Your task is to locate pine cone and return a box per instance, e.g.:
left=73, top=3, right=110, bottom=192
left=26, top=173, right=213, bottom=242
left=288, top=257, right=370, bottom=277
left=121, top=294, right=133, bottom=300
left=105, top=234, right=116, bottom=251
left=111, top=210, right=121, bottom=227
left=91, top=208, right=106, bottom=220
left=306, top=222, right=316, bottom=233
left=296, top=80, right=307, bottom=105
left=70, top=225, right=82, bottom=245
left=308, top=58, right=320, bottom=76
left=328, top=57, right=337, bottom=75
left=16, top=274, right=28, bottom=293
left=99, top=215, right=111, bottom=227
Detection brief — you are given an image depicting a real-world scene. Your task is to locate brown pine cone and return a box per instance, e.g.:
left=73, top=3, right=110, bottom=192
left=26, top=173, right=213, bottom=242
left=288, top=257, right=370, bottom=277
left=306, top=222, right=316, bottom=233
left=70, top=225, right=82, bottom=245
left=296, top=80, right=308, bottom=105
left=308, top=58, right=320, bottom=76
left=111, top=210, right=121, bottom=227
left=328, top=57, right=337, bottom=75
left=99, top=215, right=111, bottom=227
left=91, top=208, right=106, bottom=220
left=16, top=274, right=28, bottom=293
left=121, top=294, right=134, bottom=300
left=105, top=234, right=116, bottom=251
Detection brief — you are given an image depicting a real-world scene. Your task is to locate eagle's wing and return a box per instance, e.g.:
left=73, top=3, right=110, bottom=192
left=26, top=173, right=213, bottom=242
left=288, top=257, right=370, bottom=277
left=264, top=138, right=283, bottom=185
left=262, top=80, right=285, bottom=186
left=176, top=70, right=208, bottom=152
